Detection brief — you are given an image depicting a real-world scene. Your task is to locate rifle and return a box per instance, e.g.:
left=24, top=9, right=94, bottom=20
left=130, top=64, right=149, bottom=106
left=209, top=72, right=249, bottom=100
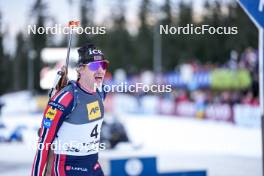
left=48, top=20, right=80, bottom=98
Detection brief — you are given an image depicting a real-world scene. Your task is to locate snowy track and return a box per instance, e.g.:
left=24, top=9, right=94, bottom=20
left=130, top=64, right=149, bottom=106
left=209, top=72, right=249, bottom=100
left=0, top=113, right=261, bottom=176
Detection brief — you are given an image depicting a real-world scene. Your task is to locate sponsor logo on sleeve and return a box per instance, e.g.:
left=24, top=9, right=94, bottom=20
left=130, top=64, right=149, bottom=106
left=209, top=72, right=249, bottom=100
left=45, top=107, right=57, bottom=120
left=43, top=118, right=52, bottom=128
left=48, top=101, right=65, bottom=111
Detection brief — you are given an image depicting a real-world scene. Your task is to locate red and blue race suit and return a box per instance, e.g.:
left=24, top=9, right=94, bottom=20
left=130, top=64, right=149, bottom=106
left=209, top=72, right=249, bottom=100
left=32, top=81, right=106, bottom=176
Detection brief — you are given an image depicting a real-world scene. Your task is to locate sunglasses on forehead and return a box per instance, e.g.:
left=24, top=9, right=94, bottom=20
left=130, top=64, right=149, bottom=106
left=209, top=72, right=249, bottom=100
left=86, top=61, right=109, bottom=71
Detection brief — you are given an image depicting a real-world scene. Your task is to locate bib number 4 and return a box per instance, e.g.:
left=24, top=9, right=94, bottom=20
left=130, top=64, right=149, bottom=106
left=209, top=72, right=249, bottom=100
left=90, top=124, right=99, bottom=138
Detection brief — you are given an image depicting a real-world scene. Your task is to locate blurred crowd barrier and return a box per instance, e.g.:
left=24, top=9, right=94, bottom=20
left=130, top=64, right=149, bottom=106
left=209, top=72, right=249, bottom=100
left=103, top=93, right=260, bottom=128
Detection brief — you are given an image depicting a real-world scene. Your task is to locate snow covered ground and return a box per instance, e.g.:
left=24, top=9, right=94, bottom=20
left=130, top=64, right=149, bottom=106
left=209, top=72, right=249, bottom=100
left=0, top=91, right=261, bottom=176
left=0, top=113, right=261, bottom=176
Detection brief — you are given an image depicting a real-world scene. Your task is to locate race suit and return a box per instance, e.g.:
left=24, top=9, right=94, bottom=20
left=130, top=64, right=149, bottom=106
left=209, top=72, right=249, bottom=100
left=32, top=81, right=106, bottom=176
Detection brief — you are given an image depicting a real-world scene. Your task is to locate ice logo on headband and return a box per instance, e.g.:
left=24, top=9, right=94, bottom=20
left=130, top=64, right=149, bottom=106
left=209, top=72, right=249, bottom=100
left=88, top=49, right=103, bottom=55
left=94, top=55, right=103, bottom=61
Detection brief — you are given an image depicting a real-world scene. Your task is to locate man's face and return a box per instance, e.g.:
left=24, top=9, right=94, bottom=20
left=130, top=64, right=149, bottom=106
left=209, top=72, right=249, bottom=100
left=79, top=61, right=108, bottom=87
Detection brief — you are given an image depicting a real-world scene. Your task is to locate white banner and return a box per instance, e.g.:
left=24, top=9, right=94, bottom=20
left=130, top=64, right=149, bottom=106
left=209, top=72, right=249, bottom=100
left=234, top=105, right=261, bottom=127
left=205, top=104, right=232, bottom=121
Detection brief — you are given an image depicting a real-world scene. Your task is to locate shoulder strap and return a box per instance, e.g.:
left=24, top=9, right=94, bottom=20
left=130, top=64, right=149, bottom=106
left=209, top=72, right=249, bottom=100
left=96, top=84, right=107, bottom=101
left=66, top=80, right=79, bottom=112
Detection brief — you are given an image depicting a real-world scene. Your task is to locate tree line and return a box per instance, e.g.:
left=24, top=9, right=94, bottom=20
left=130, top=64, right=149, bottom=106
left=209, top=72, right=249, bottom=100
left=0, top=0, right=258, bottom=94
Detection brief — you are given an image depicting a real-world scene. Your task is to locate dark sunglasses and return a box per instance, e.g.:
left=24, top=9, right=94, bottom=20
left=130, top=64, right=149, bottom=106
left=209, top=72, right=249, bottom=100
left=86, top=61, right=108, bottom=71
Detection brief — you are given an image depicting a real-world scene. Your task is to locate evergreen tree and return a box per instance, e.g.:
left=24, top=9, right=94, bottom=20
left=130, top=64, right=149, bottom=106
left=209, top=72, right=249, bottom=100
left=0, top=12, right=9, bottom=95
left=195, top=1, right=226, bottom=63
left=0, top=12, right=13, bottom=95
left=13, top=32, right=28, bottom=91
left=103, top=0, right=135, bottom=73
left=77, top=0, right=94, bottom=46
left=136, top=0, right=153, bottom=71
left=161, top=0, right=175, bottom=71
left=225, top=2, right=258, bottom=52
left=176, top=1, right=194, bottom=65
left=30, top=0, right=47, bottom=91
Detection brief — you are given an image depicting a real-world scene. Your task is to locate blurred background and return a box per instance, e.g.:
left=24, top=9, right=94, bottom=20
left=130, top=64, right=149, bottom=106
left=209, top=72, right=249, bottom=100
left=0, top=0, right=261, bottom=176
